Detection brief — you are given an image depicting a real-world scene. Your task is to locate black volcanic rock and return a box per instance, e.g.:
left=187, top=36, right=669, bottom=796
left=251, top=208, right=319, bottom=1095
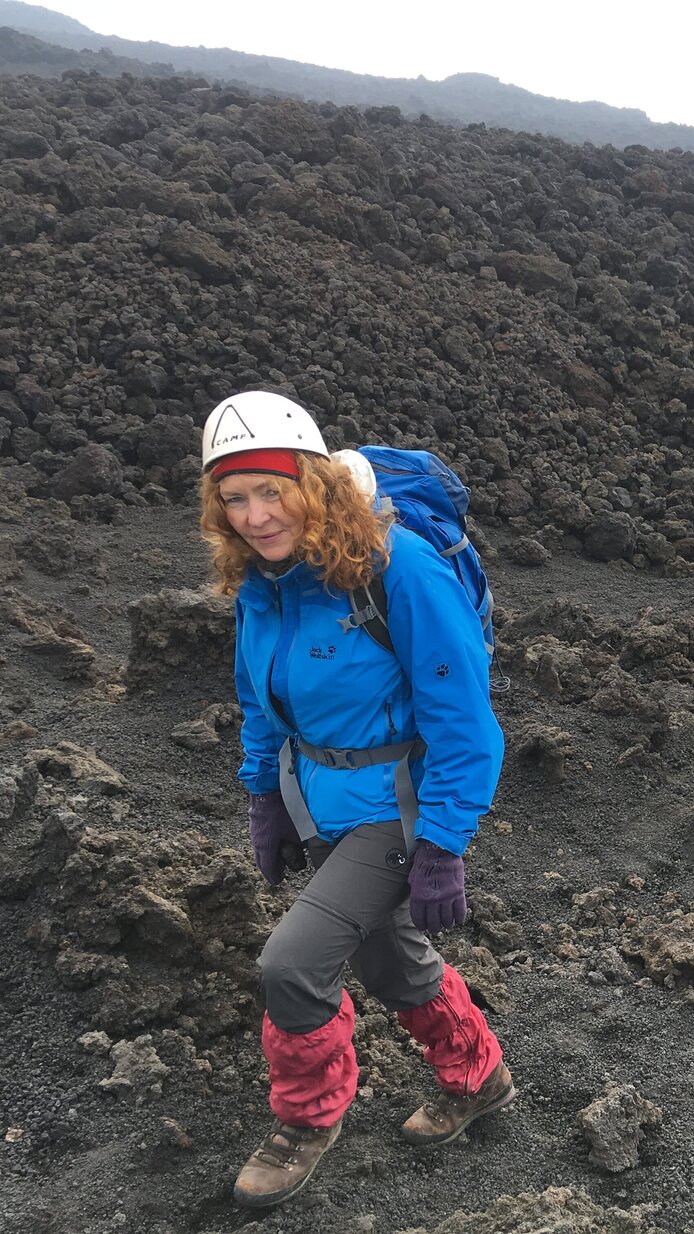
left=492, top=251, right=578, bottom=308
left=583, top=512, right=639, bottom=562
left=157, top=226, right=236, bottom=282
left=51, top=444, right=124, bottom=502
left=0, top=72, right=691, bottom=578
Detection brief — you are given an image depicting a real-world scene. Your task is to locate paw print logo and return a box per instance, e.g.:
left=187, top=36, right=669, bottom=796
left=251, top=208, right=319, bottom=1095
left=436, top=663, right=450, bottom=678
left=328, top=645, right=336, bottom=655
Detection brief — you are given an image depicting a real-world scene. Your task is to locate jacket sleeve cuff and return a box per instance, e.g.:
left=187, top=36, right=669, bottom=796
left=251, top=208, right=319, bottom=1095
left=415, top=817, right=477, bottom=857
left=239, top=768, right=281, bottom=794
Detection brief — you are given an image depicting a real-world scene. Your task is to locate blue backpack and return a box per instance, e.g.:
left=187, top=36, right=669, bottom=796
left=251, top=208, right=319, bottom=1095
left=348, top=446, right=509, bottom=692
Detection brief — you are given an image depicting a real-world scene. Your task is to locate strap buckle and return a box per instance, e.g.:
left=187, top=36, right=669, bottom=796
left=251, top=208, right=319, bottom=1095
left=320, top=747, right=358, bottom=770
left=337, top=604, right=378, bottom=634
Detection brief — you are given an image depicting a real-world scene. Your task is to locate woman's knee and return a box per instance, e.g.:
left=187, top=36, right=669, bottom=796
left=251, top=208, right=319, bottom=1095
left=259, top=918, right=343, bottom=1032
left=258, top=927, right=302, bottom=999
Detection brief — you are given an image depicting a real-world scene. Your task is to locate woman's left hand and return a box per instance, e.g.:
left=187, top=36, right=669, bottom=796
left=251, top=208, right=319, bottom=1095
left=248, top=791, right=307, bottom=885
left=408, top=840, right=467, bottom=934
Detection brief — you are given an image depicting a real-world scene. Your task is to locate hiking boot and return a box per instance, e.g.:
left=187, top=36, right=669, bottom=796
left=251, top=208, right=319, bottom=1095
left=401, top=1060, right=516, bottom=1146
left=233, top=1117, right=342, bottom=1208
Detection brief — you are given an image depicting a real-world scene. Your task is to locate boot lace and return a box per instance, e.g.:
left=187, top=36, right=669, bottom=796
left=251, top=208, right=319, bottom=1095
left=422, top=1091, right=465, bottom=1123
left=255, top=1122, right=314, bottom=1167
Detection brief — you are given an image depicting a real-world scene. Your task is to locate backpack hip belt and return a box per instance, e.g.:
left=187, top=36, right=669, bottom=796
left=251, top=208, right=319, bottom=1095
left=278, top=735, right=426, bottom=855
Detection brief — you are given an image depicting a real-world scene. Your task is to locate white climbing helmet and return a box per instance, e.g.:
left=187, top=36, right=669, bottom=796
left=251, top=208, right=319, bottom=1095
left=201, top=391, right=329, bottom=473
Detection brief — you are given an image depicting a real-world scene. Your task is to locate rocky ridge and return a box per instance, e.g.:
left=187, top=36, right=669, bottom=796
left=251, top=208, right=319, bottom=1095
left=3, top=3, right=694, bottom=151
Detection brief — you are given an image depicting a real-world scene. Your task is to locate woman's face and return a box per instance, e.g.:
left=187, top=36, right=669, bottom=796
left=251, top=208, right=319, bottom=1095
left=218, top=473, right=304, bottom=562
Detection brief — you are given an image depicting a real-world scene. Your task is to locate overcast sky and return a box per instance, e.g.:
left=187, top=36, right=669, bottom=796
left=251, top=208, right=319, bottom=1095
left=32, top=0, right=694, bottom=127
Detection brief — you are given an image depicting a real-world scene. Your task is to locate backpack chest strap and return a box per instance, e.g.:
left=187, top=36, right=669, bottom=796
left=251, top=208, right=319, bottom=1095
left=297, top=737, right=425, bottom=770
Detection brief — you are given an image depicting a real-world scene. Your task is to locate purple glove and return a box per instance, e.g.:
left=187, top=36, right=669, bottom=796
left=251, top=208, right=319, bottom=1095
left=248, top=791, right=306, bottom=885
left=408, top=840, right=467, bottom=934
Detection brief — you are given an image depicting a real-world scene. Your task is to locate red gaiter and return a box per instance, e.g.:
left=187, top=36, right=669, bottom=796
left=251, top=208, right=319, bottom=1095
left=397, top=963, right=502, bottom=1094
left=262, top=989, right=358, bottom=1128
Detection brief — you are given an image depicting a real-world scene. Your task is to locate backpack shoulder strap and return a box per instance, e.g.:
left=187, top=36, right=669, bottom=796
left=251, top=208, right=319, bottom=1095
left=348, top=574, right=394, bottom=654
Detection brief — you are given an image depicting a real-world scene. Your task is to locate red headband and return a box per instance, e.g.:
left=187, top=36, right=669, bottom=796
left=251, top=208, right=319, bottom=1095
left=211, top=448, right=300, bottom=482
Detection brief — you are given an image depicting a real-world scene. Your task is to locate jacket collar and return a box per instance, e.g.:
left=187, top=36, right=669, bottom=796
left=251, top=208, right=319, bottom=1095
left=237, top=557, right=316, bottom=606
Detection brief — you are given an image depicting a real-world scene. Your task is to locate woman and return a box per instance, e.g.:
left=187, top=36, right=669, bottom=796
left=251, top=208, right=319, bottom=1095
left=200, top=390, right=514, bottom=1210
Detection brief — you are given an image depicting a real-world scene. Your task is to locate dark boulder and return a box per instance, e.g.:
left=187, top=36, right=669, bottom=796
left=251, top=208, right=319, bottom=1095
left=135, top=415, right=200, bottom=471
left=158, top=227, right=235, bottom=282
left=492, top=251, right=578, bottom=307
left=583, top=512, right=638, bottom=562
left=51, top=444, right=124, bottom=502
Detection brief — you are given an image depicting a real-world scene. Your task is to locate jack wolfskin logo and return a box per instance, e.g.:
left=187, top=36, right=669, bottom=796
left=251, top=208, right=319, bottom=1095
left=309, top=645, right=336, bottom=660
left=436, top=663, right=450, bottom=678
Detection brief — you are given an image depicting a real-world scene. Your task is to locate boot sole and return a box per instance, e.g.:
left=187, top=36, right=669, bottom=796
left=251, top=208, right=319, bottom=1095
left=402, top=1080, right=517, bottom=1146
left=233, top=1124, right=342, bottom=1209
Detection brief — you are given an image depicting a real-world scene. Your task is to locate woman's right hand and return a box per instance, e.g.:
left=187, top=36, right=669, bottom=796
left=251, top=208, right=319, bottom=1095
left=408, top=840, right=467, bottom=934
left=248, top=791, right=307, bottom=884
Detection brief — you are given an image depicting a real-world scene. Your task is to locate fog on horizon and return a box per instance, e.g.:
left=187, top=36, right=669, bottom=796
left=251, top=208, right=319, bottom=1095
left=9, top=0, right=694, bottom=128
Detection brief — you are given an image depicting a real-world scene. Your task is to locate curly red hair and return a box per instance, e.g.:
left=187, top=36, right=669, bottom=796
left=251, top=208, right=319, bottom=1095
left=200, top=454, right=392, bottom=596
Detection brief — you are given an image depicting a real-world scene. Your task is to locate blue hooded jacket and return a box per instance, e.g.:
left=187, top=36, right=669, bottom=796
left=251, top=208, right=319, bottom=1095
left=234, top=524, right=504, bottom=856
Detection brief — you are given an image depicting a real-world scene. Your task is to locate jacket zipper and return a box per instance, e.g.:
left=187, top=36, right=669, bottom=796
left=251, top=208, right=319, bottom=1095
left=385, top=702, right=397, bottom=736
left=267, top=585, right=292, bottom=732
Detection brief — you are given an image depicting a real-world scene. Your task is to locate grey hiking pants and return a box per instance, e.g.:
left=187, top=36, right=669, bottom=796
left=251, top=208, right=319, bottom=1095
left=259, top=818, right=444, bottom=1034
